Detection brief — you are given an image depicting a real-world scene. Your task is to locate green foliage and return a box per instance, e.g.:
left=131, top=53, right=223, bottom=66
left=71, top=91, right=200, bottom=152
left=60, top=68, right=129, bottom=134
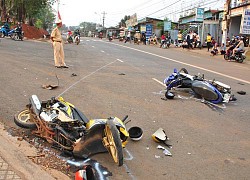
left=79, top=21, right=97, bottom=36
left=35, top=19, right=43, bottom=28
left=119, top=15, right=131, bottom=27
left=1, top=0, right=56, bottom=30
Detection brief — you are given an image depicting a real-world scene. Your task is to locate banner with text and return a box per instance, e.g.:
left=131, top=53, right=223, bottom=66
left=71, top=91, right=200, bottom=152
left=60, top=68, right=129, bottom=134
left=240, top=9, right=250, bottom=34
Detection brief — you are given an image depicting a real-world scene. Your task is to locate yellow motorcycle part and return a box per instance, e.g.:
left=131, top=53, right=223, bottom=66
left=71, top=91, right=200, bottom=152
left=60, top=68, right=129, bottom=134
left=57, top=96, right=75, bottom=117
left=152, top=128, right=167, bottom=142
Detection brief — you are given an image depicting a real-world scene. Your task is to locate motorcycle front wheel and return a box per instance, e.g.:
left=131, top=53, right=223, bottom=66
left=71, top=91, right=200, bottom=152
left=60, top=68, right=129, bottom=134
left=14, top=109, right=37, bottom=129
left=224, top=54, right=229, bottom=60
left=179, top=68, right=188, bottom=74
left=104, top=120, right=123, bottom=166
left=0, top=32, right=5, bottom=38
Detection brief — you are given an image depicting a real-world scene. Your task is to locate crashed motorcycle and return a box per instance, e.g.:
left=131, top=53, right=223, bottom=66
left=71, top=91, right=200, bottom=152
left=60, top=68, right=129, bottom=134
left=14, top=95, right=129, bottom=166
left=164, top=68, right=235, bottom=104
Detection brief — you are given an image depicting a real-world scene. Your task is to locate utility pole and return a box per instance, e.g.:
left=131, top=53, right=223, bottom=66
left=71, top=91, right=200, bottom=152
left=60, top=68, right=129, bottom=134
left=222, top=0, right=231, bottom=44
left=101, top=11, right=106, bottom=30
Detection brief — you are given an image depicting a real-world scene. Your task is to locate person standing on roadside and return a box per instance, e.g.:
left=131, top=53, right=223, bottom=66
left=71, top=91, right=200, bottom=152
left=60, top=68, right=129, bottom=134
left=177, top=31, right=183, bottom=44
left=206, top=33, right=212, bottom=52
left=50, top=19, right=68, bottom=68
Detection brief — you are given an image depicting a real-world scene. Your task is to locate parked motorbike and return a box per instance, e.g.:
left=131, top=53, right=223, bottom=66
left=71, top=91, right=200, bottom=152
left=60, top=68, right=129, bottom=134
left=0, top=25, right=10, bottom=38
left=8, top=26, right=24, bottom=41
left=161, top=38, right=171, bottom=49
left=224, top=49, right=246, bottom=63
left=164, top=68, right=235, bottom=104
left=14, top=95, right=129, bottom=166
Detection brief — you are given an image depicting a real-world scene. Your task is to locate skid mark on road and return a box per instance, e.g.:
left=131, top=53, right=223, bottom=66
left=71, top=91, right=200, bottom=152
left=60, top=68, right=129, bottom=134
left=57, top=59, right=121, bottom=97
left=123, top=164, right=136, bottom=180
left=117, top=59, right=123, bottom=62
left=101, top=41, right=250, bottom=85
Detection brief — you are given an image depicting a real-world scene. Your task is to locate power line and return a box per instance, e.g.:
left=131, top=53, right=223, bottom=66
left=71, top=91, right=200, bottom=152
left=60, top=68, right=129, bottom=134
left=145, top=0, right=182, bottom=17
left=155, top=0, right=219, bottom=19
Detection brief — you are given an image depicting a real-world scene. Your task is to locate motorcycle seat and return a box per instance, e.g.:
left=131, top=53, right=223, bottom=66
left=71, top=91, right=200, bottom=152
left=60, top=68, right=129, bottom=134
left=30, top=95, right=42, bottom=116
left=72, top=107, right=89, bottom=124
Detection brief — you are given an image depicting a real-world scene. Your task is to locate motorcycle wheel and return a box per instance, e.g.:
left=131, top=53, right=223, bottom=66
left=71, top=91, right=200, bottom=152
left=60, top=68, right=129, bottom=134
left=104, top=120, right=123, bottom=166
left=14, top=109, right=37, bottom=129
left=0, top=32, right=5, bottom=38
left=224, top=54, right=229, bottom=60
left=179, top=68, right=188, bottom=74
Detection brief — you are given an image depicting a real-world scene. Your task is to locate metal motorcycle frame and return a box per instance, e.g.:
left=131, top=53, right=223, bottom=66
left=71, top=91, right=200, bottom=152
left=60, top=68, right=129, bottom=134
left=164, top=68, right=234, bottom=104
left=14, top=95, right=129, bottom=166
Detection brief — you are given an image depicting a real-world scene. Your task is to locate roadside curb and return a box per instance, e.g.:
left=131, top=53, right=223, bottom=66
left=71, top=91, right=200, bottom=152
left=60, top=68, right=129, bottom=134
left=0, top=123, right=70, bottom=180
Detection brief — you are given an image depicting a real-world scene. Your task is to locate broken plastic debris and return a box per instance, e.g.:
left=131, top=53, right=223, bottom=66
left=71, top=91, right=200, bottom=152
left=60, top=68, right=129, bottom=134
left=155, top=155, right=161, bottom=159
left=42, top=84, right=58, bottom=90
left=71, top=73, right=77, bottom=77
left=187, top=152, right=191, bottom=155
left=163, top=149, right=172, bottom=156
left=42, top=75, right=59, bottom=90
left=237, top=91, right=246, bottom=95
left=157, top=145, right=172, bottom=156
left=157, top=145, right=165, bottom=150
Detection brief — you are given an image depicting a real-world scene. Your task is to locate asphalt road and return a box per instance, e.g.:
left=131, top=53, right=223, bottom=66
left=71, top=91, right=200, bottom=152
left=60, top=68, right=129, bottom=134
left=0, top=37, right=250, bottom=180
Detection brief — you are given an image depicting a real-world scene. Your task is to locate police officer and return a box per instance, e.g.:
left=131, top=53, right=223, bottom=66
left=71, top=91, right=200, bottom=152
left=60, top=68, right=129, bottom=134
left=50, top=19, right=68, bottom=68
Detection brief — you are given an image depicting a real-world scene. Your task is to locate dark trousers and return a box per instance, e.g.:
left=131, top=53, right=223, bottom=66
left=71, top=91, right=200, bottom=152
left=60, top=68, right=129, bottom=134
left=207, top=42, right=211, bottom=51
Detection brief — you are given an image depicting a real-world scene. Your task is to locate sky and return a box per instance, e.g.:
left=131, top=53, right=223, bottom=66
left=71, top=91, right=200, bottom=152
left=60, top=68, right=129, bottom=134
left=55, top=0, right=225, bottom=27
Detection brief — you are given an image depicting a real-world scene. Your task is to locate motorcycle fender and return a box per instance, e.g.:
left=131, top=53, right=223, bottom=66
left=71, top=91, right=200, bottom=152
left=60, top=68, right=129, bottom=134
left=191, top=81, right=221, bottom=102
left=73, top=123, right=107, bottom=158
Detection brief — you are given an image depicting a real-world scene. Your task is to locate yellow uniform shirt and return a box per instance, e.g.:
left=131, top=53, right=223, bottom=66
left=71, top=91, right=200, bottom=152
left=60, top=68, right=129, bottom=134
left=177, top=33, right=182, bottom=40
left=206, top=35, right=212, bottom=42
left=51, top=27, right=62, bottom=42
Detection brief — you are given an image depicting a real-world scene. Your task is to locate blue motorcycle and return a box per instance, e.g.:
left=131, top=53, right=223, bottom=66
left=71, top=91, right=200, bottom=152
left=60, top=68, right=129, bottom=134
left=163, top=68, right=234, bottom=104
left=8, top=26, right=24, bottom=40
left=0, top=25, right=10, bottom=38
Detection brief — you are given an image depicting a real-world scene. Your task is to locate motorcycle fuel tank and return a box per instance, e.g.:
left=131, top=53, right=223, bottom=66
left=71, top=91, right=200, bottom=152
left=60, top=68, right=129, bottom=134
left=191, top=81, right=219, bottom=101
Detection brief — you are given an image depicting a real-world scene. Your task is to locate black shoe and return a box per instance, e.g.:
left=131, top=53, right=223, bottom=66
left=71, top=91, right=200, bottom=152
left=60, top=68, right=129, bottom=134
left=55, top=66, right=61, bottom=68
left=62, top=65, right=69, bottom=68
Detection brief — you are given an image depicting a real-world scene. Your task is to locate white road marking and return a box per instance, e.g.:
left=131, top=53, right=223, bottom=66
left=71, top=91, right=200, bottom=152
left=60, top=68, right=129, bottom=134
left=124, top=148, right=133, bottom=160
left=92, top=46, right=95, bottom=48
left=152, top=78, right=165, bottom=87
left=117, top=59, right=123, bottom=62
left=103, top=41, right=250, bottom=85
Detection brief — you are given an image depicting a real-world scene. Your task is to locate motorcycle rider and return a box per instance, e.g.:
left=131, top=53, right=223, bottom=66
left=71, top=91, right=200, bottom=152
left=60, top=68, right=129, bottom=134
left=67, top=29, right=73, bottom=43
left=160, top=33, right=166, bottom=48
left=73, top=29, right=80, bottom=43
left=232, top=36, right=244, bottom=57
left=73, top=29, right=80, bottom=38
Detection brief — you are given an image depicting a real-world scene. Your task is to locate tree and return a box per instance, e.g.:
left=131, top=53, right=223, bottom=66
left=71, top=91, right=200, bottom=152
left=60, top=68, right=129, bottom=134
left=79, top=22, right=97, bottom=36
left=119, top=15, right=130, bottom=27
left=0, top=0, right=56, bottom=29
